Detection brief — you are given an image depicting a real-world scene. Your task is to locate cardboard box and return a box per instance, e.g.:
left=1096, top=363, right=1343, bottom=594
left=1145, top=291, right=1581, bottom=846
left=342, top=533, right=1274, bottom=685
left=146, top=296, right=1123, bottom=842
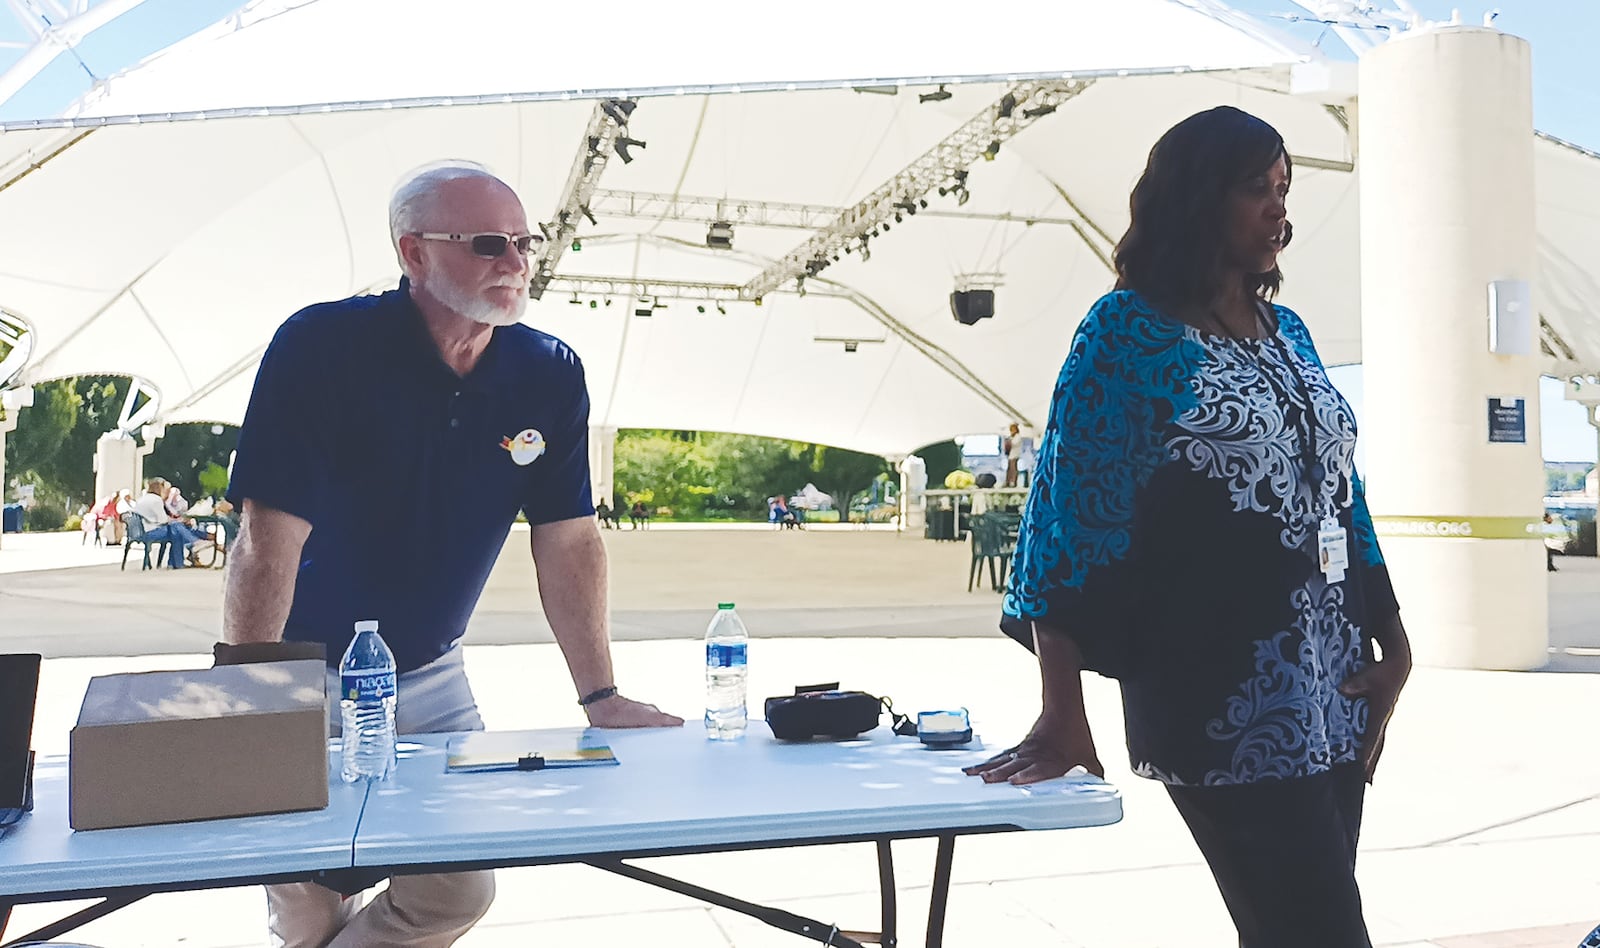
left=70, top=659, right=329, bottom=830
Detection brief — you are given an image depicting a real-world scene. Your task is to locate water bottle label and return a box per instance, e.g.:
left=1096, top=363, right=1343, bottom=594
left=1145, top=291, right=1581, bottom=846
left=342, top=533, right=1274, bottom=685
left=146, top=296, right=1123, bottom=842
left=706, top=641, right=747, bottom=668
left=342, top=671, right=396, bottom=702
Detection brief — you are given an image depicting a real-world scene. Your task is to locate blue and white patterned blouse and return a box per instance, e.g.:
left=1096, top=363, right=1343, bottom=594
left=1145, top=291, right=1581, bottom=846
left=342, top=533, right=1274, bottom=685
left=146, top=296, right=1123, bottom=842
left=1004, top=290, right=1400, bottom=787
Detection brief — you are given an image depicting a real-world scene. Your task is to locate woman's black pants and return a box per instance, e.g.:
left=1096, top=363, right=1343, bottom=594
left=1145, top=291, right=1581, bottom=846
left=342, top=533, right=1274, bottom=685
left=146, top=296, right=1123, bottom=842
left=1165, top=764, right=1372, bottom=948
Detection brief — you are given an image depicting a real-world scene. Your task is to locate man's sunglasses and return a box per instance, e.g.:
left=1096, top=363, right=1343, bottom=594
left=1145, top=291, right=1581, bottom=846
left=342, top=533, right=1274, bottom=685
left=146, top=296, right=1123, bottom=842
left=414, top=231, right=545, bottom=258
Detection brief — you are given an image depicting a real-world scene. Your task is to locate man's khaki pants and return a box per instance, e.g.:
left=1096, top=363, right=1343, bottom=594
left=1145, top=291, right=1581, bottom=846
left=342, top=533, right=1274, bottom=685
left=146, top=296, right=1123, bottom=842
left=267, top=646, right=495, bottom=948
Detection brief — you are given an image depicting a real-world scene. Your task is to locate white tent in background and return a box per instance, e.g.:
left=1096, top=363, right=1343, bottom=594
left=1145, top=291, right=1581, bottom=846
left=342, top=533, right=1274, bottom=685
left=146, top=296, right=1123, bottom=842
left=0, top=0, right=1597, bottom=456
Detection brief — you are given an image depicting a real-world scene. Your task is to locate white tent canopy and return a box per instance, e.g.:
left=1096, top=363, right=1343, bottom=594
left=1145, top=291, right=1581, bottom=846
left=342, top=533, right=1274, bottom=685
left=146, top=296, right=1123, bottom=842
left=0, top=0, right=1596, bottom=456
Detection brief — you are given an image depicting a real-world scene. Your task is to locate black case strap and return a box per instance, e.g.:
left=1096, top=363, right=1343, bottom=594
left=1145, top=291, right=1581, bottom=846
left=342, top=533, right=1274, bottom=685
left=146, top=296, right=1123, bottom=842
left=881, top=696, right=918, bottom=736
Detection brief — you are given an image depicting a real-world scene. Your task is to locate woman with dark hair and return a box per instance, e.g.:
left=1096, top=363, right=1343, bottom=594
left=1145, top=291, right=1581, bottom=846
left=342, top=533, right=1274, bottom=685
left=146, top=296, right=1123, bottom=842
left=966, top=106, right=1411, bottom=946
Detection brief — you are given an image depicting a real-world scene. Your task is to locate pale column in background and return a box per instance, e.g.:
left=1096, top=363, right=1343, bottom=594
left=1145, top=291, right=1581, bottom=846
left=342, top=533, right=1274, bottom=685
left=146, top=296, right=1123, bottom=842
left=1358, top=26, right=1545, bottom=669
left=93, top=431, right=139, bottom=503
left=589, top=425, right=618, bottom=510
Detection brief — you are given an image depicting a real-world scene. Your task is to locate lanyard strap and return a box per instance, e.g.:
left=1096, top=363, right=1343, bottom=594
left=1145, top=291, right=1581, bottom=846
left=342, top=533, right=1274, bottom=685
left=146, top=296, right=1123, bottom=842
left=1263, top=333, right=1325, bottom=494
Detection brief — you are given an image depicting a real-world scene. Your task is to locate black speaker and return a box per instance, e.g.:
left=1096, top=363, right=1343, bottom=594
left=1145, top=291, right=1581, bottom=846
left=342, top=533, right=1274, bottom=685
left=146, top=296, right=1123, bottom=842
left=950, top=289, right=994, bottom=325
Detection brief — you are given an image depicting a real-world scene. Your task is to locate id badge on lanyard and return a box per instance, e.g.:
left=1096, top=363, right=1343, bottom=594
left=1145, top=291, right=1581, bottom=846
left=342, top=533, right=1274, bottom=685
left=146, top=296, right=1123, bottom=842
left=1317, top=514, right=1349, bottom=584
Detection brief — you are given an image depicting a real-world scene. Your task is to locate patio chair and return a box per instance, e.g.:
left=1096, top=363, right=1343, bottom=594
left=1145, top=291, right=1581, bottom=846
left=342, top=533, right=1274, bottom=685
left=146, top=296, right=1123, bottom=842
left=967, top=513, right=1014, bottom=593
left=120, top=512, right=168, bottom=572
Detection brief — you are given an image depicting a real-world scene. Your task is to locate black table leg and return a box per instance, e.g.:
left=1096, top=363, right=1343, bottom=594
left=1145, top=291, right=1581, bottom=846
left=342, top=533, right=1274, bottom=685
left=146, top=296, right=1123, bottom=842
left=924, top=834, right=957, bottom=948
left=588, top=859, right=870, bottom=948
left=0, top=893, right=144, bottom=947
left=837, top=838, right=899, bottom=947
left=876, top=839, right=897, bottom=948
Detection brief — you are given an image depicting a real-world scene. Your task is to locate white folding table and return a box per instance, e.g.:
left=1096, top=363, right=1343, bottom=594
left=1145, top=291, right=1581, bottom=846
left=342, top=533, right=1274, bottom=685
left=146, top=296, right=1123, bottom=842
left=0, top=751, right=368, bottom=947
left=0, top=729, right=1121, bottom=948
left=355, top=727, right=1122, bottom=948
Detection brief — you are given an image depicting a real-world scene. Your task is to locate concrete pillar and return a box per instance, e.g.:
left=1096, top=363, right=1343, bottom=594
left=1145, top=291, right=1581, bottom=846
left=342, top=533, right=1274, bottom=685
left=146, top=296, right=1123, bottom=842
left=899, top=454, right=927, bottom=534
left=589, top=425, right=618, bottom=509
left=1358, top=26, right=1545, bottom=669
left=133, top=423, right=163, bottom=492
left=93, top=431, right=139, bottom=501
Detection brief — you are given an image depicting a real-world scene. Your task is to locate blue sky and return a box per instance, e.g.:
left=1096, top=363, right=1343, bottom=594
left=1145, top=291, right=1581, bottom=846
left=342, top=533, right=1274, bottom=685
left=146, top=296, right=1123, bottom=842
left=1, top=1, right=1597, bottom=461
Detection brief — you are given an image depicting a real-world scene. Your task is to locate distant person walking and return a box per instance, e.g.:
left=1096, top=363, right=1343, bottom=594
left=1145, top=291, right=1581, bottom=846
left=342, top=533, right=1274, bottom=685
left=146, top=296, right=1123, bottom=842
left=1543, top=513, right=1562, bottom=572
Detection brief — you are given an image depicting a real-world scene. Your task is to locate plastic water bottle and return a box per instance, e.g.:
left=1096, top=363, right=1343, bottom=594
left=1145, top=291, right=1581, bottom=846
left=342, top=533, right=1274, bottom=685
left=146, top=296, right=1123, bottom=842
left=339, top=619, right=397, bottom=782
left=705, top=602, right=749, bottom=740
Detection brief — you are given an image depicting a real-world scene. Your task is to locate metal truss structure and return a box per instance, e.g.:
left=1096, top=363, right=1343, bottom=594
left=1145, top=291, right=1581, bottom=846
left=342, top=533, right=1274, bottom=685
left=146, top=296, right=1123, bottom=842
left=0, top=308, right=31, bottom=390
left=0, top=0, right=146, bottom=108
left=528, top=98, right=637, bottom=300
left=546, top=273, right=743, bottom=304
left=546, top=273, right=1026, bottom=421
left=584, top=189, right=1087, bottom=231
left=738, top=79, right=1093, bottom=302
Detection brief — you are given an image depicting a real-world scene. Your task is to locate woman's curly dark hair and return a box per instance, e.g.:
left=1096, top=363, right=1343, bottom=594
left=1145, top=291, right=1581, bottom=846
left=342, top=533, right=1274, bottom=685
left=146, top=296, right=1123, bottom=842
left=1113, top=106, right=1294, bottom=309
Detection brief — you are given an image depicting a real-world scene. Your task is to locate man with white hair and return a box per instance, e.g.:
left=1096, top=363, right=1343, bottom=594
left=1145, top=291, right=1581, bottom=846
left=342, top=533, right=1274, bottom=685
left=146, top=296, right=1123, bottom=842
left=223, top=160, right=683, bottom=947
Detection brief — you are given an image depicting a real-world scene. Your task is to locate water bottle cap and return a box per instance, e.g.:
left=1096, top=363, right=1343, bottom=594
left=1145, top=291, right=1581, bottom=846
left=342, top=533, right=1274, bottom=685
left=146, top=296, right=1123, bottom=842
left=717, top=602, right=735, bottom=610
left=354, top=620, right=380, bottom=633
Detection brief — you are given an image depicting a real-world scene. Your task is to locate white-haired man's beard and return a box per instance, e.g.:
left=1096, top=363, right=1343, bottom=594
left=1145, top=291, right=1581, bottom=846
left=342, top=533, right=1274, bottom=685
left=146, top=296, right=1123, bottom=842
left=418, top=266, right=527, bottom=327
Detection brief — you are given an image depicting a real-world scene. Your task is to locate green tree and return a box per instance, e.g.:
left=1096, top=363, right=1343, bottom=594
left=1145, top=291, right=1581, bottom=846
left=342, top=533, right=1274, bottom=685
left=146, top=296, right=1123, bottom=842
left=809, top=445, right=891, bottom=522
left=700, top=432, right=815, bottom=516
left=147, top=423, right=240, bottom=501
left=4, top=375, right=132, bottom=509
left=613, top=430, right=716, bottom=518
left=4, top=379, right=78, bottom=503
left=54, top=377, right=125, bottom=503
left=198, top=461, right=231, bottom=501
left=912, top=439, right=963, bottom=487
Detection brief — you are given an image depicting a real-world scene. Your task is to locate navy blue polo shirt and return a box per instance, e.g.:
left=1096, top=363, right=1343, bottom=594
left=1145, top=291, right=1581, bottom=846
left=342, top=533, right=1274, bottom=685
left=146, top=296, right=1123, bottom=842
left=228, top=279, right=595, bottom=673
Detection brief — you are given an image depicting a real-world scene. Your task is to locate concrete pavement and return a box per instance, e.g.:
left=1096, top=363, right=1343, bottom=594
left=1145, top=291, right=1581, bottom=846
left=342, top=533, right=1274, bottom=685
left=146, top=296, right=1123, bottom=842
left=1, top=528, right=1597, bottom=947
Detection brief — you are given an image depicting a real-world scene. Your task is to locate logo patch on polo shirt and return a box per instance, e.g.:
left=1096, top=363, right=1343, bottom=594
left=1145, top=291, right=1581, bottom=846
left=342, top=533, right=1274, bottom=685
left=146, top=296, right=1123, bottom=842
left=500, top=428, right=546, bottom=466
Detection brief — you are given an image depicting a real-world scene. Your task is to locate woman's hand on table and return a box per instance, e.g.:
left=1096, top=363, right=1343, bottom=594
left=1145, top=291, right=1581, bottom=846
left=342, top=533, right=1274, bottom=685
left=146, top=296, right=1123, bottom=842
left=962, top=713, right=1104, bottom=785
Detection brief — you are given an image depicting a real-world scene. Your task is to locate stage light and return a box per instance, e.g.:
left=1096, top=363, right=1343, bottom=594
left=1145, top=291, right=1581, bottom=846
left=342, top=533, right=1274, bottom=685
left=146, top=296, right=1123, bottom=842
left=615, top=137, right=647, bottom=163
left=571, top=239, right=582, bottom=252
left=844, top=340, right=859, bottom=353
left=1023, top=103, right=1057, bottom=119
left=918, top=84, right=952, bottom=104
left=705, top=220, right=734, bottom=250
left=982, top=140, right=1001, bottom=161
left=998, top=93, right=1016, bottom=119
left=601, top=99, right=636, bottom=126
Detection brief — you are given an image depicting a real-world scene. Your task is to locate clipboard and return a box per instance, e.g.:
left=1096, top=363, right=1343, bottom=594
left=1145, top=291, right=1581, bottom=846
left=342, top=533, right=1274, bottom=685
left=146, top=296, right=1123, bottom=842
left=445, top=727, right=619, bottom=773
